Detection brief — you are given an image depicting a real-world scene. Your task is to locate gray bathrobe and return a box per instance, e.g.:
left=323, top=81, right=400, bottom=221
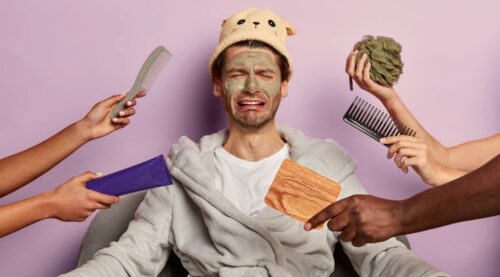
left=62, top=125, right=448, bottom=277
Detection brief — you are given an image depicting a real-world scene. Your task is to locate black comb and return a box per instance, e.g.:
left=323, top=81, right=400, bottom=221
left=343, top=96, right=417, bottom=146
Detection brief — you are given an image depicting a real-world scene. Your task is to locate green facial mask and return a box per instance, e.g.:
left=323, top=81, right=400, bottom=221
left=222, top=51, right=282, bottom=97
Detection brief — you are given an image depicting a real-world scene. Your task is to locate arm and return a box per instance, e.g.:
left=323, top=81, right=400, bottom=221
left=305, top=154, right=500, bottom=246
left=0, top=92, right=145, bottom=197
left=325, top=172, right=447, bottom=276
left=346, top=51, right=499, bottom=172
left=0, top=172, right=119, bottom=238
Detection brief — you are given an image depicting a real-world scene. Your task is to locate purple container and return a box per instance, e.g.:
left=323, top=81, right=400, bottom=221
left=86, top=155, right=172, bottom=196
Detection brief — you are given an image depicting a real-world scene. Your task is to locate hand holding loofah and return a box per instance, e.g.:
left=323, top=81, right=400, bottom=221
left=353, top=35, right=403, bottom=87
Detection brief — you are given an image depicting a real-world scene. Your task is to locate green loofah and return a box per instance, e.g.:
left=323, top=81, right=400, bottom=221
left=353, top=35, right=403, bottom=86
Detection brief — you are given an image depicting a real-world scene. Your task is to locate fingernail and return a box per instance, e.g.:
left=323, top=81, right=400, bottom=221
left=112, top=118, right=118, bottom=122
left=96, top=172, right=103, bottom=177
left=119, top=111, right=125, bottom=116
left=304, top=223, right=311, bottom=231
left=127, top=101, right=132, bottom=106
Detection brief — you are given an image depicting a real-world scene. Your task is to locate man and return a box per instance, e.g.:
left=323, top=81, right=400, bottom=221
left=62, top=8, right=447, bottom=276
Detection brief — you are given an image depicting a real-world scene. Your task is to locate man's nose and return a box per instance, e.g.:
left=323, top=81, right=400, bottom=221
left=244, top=75, right=259, bottom=93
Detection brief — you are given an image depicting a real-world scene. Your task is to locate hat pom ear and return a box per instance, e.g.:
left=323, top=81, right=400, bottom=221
left=283, top=20, right=296, bottom=36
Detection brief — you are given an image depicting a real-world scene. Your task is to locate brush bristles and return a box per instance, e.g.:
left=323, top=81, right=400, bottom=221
left=343, top=96, right=416, bottom=145
left=142, top=51, right=172, bottom=91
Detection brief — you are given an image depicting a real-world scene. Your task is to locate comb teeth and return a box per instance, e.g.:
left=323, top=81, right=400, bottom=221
left=141, top=49, right=172, bottom=91
left=343, top=96, right=417, bottom=146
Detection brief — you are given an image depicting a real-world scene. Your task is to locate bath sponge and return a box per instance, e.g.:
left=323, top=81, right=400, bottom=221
left=353, top=35, right=403, bottom=86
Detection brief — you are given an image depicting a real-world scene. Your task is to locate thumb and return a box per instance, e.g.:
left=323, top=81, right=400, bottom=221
left=76, top=171, right=104, bottom=183
left=99, top=93, right=127, bottom=109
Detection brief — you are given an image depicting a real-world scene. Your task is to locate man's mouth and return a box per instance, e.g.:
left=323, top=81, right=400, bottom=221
left=237, top=99, right=266, bottom=110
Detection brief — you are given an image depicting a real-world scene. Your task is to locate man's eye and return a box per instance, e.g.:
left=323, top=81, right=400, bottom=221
left=259, top=72, right=274, bottom=79
left=229, top=73, right=245, bottom=78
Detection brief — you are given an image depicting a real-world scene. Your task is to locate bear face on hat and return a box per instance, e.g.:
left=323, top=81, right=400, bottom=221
left=208, top=8, right=296, bottom=78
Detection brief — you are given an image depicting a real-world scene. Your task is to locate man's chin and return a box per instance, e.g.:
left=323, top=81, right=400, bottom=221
left=233, top=115, right=274, bottom=130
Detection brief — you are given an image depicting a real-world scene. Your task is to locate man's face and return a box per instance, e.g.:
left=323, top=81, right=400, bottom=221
left=213, top=46, right=288, bottom=130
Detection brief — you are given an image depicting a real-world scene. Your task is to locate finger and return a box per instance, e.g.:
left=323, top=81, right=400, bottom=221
left=111, top=117, right=130, bottom=126
left=397, top=147, right=421, bottom=159
left=98, top=93, right=127, bottom=109
left=345, top=50, right=355, bottom=74
left=386, top=139, right=421, bottom=159
left=135, top=91, right=147, bottom=98
left=89, top=190, right=120, bottom=205
left=125, top=99, right=137, bottom=107
left=363, top=62, right=372, bottom=82
left=380, top=135, right=418, bottom=145
left=346, top=50, right=358, bottom=77
left=401, top=157, right=420, bottom=171
left=355, top=53, right=368, bottom=81
left=305, top=200, right=349, bottom=230
left=387, top=143, right=403, bottom=159
left=92, top=202, right=111, bottom=210
left=76, top=171, right=103, bottom=183
left=326, top=213, right=350, bottom=232
left=118, top=108, right=136, bottom=117
left=394, top=153, right=404, bottom=168
left=339, top=224, right=357, bottom=242
left=352, top=236, right=370, bottom=247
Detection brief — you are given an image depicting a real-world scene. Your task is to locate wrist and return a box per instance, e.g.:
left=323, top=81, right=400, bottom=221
left=436, top=166, right=467, bottom=186
left=74, top=119, right=94, bottom=143
left=379, top=88, right=399, bottom=109
left=34, top=192, right=58, bottom=220
left=397, top=198, right=412, bottom=235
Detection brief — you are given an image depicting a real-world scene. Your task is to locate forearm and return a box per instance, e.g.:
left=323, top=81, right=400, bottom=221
left=446, top=133, right=500, bottom=172
left=399, top=154, right=500, bottom=234
left=382, top=93, right=449, bottom=161
left=0, top=120, right=91, bottom=197
left=0, top=192, right=54, bottom=237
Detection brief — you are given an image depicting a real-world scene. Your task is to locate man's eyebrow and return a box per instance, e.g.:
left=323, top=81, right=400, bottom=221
left=255, top=68, right=277, bottom=73
left=227, top=68, right=248, bottom=73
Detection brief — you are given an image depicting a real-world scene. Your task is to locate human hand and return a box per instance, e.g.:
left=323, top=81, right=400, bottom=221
left=345, top=50, right=398, bottom=106
left=79, top=92, right=147, bottom=140
left=381, top=135, right=446, bottom=186
left=47, top=171, right=119, bottom=222
left=304, top=194, right=403, bottom=246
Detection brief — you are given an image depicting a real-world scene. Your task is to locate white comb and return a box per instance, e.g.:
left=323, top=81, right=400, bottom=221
left=111, top=46, right=172, bottom=119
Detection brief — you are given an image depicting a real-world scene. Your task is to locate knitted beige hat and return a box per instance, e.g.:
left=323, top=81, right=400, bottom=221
left=208, top=8, right=296, bottom=78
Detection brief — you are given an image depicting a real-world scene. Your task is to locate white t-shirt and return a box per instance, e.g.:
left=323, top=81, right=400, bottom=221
left=214, top=144, right=290, bottom=216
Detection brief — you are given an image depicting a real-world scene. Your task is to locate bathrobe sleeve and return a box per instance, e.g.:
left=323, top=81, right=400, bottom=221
left=60, top=186, right=173, bottom=277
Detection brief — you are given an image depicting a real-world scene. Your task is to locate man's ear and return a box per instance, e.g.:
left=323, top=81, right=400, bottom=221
left=280, top=80, right=289, bottom=98
left=213, top=79, right=223, bottom=97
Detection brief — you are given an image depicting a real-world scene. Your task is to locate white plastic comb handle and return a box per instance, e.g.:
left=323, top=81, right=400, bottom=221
left=111, top=46, right=172, bottom=119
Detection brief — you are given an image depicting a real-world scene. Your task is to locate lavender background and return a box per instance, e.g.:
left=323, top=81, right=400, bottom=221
left=1, top=1, right=499, bottom=276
